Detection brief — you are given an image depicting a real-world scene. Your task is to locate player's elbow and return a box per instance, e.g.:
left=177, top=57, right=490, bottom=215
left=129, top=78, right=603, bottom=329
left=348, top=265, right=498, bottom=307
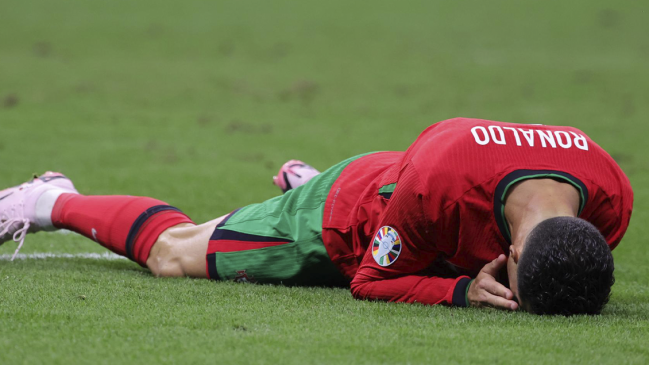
left=350, top=276, right=370, bottom=300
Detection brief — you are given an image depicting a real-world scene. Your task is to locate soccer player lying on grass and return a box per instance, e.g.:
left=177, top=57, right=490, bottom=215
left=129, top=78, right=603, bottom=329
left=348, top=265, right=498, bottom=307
left=0, top=118, right=633, bottom=315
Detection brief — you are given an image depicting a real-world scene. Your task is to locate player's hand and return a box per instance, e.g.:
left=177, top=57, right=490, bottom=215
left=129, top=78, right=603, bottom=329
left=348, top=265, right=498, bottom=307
left=467, top=254, right=519, bottom=311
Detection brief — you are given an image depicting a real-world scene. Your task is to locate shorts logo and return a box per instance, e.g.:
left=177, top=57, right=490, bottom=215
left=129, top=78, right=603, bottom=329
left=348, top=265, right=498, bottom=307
left=372, top=226, right=402, bottom=267
left=234, top=270, right=256, bottom=283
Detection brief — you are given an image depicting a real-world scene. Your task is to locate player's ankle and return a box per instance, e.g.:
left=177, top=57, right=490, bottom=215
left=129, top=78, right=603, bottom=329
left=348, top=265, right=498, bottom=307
left=35, top=190, right=78, bottom=231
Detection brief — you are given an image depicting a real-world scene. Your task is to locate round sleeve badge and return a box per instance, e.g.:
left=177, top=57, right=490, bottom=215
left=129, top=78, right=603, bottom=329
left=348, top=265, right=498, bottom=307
left=372, top=226, right=402, bottom=267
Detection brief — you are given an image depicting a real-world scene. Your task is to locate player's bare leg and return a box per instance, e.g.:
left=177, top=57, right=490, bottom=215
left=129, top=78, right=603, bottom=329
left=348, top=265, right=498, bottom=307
left=146, top=216, right=225, bottom=278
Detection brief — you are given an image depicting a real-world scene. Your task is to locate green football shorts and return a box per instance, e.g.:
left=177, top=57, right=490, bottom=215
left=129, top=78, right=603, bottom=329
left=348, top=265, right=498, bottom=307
left=206, top=154, right=370, bottom=286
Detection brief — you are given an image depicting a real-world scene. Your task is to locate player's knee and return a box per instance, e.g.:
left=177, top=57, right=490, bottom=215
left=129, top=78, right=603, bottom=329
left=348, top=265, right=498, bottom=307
left=147, top=239, right=185, bottom=278
left=150, top=258, right=184, bottom=277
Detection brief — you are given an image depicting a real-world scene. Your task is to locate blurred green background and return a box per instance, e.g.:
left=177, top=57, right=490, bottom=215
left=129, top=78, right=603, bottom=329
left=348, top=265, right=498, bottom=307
left=1, top=1, right=647, bottom=364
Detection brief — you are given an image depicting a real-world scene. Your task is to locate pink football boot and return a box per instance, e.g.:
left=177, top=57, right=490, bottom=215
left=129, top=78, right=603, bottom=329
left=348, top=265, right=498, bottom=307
left=0, top=172, right=78, bottom=260
left=272, top=160, right=320, bottom=193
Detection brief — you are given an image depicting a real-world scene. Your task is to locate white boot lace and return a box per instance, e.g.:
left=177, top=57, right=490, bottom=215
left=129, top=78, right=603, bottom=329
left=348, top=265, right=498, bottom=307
left=0, top=203, right=31, bottom=261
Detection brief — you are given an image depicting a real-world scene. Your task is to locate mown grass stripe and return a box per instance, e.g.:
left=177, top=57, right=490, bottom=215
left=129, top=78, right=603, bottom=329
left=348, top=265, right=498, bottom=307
left=0, top=252, right=127, bottom=261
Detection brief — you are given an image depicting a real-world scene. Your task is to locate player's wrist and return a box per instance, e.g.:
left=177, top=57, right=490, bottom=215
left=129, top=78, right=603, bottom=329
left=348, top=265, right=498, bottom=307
left=451, top=277, right=473, bottom=307
left=465, top=279, right=474, bottom=306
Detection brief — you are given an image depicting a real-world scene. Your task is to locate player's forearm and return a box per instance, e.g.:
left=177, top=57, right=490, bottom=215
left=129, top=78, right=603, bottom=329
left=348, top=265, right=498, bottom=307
left=350, top=273, right=472, bottom=306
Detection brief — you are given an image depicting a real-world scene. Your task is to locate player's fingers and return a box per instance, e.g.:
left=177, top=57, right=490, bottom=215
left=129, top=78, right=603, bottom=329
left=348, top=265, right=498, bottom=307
left=482, top=279, right=514, bottom=300
left=481, top=254, right=507, bottom=276
left=484, top=292, right=518, bottom=311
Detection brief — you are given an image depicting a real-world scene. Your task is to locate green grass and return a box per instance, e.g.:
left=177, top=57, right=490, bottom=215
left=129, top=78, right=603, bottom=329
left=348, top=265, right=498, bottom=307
left=1, top=0, right=648, bottom=363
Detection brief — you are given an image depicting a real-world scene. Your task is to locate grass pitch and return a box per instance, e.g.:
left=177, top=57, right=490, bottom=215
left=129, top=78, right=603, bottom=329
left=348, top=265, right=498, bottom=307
left=1, top=1, right=648, bottom=364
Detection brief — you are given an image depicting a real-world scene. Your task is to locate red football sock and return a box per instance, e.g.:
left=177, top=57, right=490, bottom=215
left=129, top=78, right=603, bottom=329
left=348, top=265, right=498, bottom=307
left=52, top=194, right=194, bottom=266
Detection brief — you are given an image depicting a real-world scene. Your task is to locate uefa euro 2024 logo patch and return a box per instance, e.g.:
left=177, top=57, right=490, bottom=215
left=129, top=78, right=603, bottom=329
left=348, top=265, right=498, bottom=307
left=372, top=226, right=402, bottom=267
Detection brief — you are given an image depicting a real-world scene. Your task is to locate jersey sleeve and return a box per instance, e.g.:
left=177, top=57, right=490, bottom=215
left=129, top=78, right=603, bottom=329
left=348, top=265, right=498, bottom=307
left=349, top=163, right=472, bottom=306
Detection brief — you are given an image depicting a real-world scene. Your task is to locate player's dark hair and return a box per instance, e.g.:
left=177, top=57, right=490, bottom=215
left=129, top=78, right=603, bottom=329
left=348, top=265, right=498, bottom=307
left=517, top=217, right=614, bottom=316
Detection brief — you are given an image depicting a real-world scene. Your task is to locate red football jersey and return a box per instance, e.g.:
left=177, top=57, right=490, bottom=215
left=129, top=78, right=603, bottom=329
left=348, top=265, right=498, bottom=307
left=321, top=118, right=633, bottom=307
